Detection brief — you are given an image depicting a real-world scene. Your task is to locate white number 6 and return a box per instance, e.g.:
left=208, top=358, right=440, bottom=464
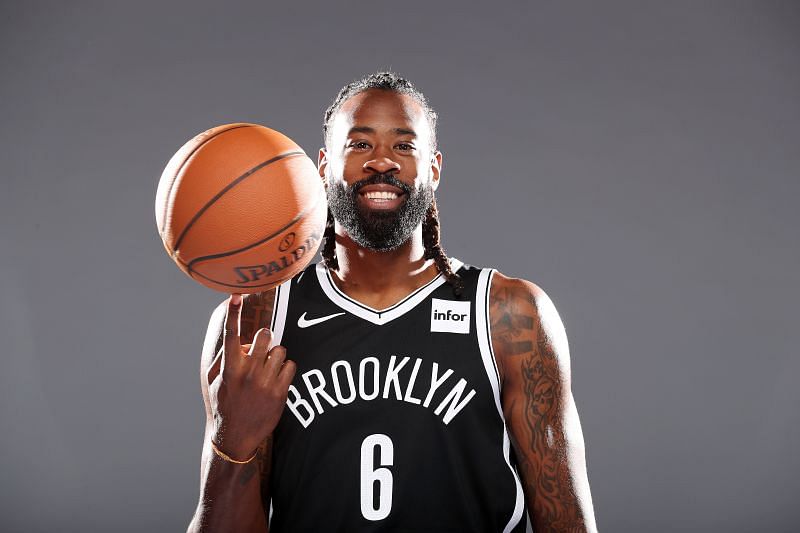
left=360, top=433, right=394, bottom=521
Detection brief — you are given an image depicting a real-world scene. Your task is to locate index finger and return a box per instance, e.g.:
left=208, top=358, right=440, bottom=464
left=222, top=293, right=243, bottom=367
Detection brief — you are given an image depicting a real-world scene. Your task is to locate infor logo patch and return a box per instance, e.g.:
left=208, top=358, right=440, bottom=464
left=430, top=298, right=471, bottom=334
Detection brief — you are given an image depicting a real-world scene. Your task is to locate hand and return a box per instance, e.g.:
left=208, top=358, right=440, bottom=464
left=206, top=293, right=297, bottom=460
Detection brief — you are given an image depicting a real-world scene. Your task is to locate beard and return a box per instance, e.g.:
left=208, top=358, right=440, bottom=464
left=326, top=172, right=435, bottom=251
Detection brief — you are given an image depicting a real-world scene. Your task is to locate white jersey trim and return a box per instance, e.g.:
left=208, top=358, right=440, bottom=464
left=270, top=277, right=292, bottom=346
left=315, top=258, right=465, bottom=326
left=267, top=277, right=292, bottom=527
left=476, top=268, right=525, bottom=533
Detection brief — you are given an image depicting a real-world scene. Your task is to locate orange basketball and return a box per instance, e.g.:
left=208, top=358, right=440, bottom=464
left=155, top=123, right=327, bottom=293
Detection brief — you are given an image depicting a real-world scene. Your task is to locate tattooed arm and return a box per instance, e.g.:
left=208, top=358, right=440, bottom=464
left=490, top=274, right=598, bottom=532
left=188, top=290, right=277, bottom=533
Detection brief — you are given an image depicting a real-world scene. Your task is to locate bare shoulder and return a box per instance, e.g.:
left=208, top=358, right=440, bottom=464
left=488, top=272, right=570, bottom=385
left=489, top=271, right=555, bottom=311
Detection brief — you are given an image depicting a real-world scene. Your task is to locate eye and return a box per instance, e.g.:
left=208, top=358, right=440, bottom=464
left=348, top=140, right=371, bottom=150
left=395, top=142, right=415, bottom=152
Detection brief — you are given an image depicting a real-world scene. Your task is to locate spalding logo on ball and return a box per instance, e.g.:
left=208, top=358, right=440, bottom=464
left=155, top=123, right=327, bottom=293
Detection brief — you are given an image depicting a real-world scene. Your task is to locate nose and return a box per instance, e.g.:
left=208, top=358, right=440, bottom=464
left=364, top=154, right=400, bottom=175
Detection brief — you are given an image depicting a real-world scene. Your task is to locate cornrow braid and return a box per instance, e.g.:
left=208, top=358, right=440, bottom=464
left=422, top=198, right=464, bottom=297
left=323, top=71, right=438, bottom=153
left=321, top=207, right=339, bottom=271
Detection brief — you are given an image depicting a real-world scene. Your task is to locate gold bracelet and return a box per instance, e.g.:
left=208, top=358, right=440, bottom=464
left=210, top=439, right=258, bottom=464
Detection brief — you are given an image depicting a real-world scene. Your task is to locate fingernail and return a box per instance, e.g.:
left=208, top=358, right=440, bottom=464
left=230, top=294, right=242, bottom=306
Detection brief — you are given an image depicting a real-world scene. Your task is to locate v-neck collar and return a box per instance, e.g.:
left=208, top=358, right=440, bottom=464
left=315, top=258, right=464, bottom=326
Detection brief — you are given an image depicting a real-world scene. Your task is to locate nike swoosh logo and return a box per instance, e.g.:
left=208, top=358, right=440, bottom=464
left=297, top=311, right=345, bottom=328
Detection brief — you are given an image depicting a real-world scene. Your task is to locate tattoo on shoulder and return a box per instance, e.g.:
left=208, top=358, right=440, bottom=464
left=490, top=283, right=536, bottom=357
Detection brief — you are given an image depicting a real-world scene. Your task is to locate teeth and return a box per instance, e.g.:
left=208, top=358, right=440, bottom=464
left=364, top=191, right=398, bottom=200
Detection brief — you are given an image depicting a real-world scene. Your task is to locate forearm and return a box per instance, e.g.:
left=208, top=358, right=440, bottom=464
left=188, top=443, right=268, bottom=533
left=508, top=378, right=596, bottom=532
left=190, top=293, right=280, bottom=533
left=510, top=413, right=597, bottom=533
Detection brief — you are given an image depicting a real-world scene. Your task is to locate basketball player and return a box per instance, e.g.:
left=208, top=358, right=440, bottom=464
left=188, top=72, right=598, bottom=532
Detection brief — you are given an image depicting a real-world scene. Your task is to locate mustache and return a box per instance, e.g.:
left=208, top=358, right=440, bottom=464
left=350, top=173, right=412, bottom=195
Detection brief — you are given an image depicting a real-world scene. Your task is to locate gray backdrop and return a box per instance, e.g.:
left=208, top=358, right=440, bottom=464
left=1, top=1, right=798, bottom=532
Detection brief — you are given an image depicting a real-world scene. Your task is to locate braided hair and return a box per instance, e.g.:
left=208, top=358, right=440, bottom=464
left=323, top=71, right=438, bottom=152
left=321, top=71, right=464, bottom=297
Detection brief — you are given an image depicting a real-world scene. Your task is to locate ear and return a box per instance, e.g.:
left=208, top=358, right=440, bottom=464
left=318, top=148, right=328, bottom=187
left=430, top=150, right=443, bottom=192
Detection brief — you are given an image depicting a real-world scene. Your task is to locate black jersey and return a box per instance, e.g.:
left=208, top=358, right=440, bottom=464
left=267, top=258, right=527, bottom=532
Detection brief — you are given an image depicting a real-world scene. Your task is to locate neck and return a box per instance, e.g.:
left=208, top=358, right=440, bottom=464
left=331, top=223, right=439, bottom=294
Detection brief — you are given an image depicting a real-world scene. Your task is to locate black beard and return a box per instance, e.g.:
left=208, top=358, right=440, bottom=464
left=326, top=173, right=434, bottom=251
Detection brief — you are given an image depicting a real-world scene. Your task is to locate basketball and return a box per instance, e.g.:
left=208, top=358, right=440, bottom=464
left=155, top=123, right=327, bottom=293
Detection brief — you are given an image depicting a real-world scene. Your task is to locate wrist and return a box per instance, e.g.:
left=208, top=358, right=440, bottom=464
left=210, top=432, right=258, bottom=464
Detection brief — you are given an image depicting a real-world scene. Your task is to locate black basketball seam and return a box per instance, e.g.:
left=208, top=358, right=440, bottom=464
left=172, top=149, right=306, bottom=252
left=188, top=241, right=305, bottom=289
left=184, top=181, right=324, bottom=272
left=159, top=124, right=251, bottom=242
left=186, top=210, right=306, bottom=269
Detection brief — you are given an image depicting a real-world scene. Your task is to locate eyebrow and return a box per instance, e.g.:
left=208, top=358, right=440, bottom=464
left=347, top=126, right=417, bottom=137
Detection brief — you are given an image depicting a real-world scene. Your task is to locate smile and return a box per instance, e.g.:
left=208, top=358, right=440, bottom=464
left=356, top=183, right=407, bottom=209
left=362, top=191, right=399, bottom=201
left=357, top=190, right=406, bottom=210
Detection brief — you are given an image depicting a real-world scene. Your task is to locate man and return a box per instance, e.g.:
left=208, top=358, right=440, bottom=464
left=188, top=72, right=598, bottom=532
